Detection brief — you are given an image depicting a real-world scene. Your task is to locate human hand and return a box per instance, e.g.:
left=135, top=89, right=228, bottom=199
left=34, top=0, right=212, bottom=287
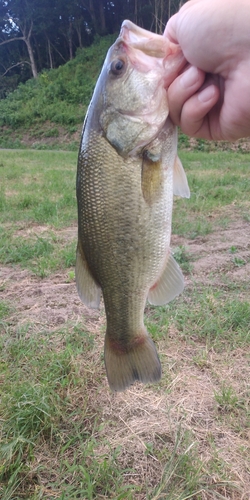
left=164, top=0, right=250, bottom=141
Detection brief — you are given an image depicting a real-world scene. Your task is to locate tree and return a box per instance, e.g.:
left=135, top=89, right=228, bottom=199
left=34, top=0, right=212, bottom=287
left=0, top=0, right=39, bottom=78
left=0, top=0, right=186, bottom=94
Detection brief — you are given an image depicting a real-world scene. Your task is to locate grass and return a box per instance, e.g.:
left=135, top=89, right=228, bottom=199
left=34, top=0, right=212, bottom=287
left=0, top=327, right=132, bottom=499
left=0, top=34, right=116, bottom=150
left=0, top=148, right=250, bottom=499
left=172, top=151, right=250, bottom=238
left=0, top=229, right=76, bottom=277
left=170, top=288, right=250, bottom=343
left=0, top=301, right=11, bottom=319
left=0, top=150, right=77, bottom=227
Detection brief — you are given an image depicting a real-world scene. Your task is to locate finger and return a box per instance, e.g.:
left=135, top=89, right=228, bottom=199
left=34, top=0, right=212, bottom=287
left=164, top=13, right=178, bottom=43
left=178, top=85, right=220, bottom=139
left=168, top=66, right=206, bottom=126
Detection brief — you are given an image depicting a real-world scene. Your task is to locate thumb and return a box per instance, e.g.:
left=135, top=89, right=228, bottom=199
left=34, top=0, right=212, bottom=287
left=164, top=13, right=179, bottom=43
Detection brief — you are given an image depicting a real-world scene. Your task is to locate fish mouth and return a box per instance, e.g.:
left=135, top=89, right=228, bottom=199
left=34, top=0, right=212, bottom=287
left=119, top=20, right=186, bottom=87
left=120, top=20, right=173, bottom=58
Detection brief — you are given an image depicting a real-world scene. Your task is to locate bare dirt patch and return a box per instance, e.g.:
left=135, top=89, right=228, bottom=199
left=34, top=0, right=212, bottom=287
left=1, top=220, right=249, bottom=498
left=0, top=264, right=99, bottom=333
left=2, top=219, right=249, bottom=330
left=172, top=219, right=250, bottom=292
left=1, top=123, right=82, bottom=149
left=187, top=136, right=250, bottom=153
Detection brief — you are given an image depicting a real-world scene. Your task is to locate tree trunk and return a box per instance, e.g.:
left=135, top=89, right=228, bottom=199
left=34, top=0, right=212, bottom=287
left=134, top=0, right=138, bottom=24
left=98, top=0, right=107, bottom=35
left=21, top=21, right=38, bottom=78
left=154, top=0, right=159, bottom=33
left=24, top=35, right=38, bottom=78
left=158, top=0, right=164, bottom=33
left=47, top=37, right=53, bottom=69
left=75, top=19, right=83, bottom=48
left=0, top=32, right=38, bottom=78
left=33, top=35, right=43, bottom=72
left=88, top=0, right=98, bottom=34
left=68, top=21, right=73, bottom=60
left=168, top=0, right=172, bottom=21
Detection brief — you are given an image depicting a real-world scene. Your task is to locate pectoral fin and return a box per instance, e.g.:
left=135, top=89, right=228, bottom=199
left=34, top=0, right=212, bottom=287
left=173, top=156, right=190, bottom=198
left=75, top=240, right=101, bottom=309
left=148, top=253, right=184, bottom=306
left=141, top=150, right=163, bottom=205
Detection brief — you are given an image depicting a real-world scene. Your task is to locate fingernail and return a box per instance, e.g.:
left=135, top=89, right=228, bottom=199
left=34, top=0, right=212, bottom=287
left=180, top=66, right=199, bottom=88
left=198, top=85, right=216, bottom=103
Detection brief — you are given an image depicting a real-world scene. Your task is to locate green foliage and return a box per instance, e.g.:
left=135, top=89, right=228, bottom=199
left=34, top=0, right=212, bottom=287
left=178, top=132, right=190, bottom=148
left=0, top=35, right=116, bottom=132
left=172, top=245, right=193, bottom=273
left=214, top=384, right=239, bottom=412
left=0, top=301, right=11, bottom=320
left=232, top=256, right=246, bottom=267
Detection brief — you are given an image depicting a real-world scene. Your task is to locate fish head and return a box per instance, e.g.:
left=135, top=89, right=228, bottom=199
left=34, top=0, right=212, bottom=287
left=92, top=20, right=185, bottom=157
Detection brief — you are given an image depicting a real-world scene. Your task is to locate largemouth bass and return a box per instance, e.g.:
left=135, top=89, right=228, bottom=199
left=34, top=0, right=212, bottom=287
left=76, top=21, right=190, bottom=392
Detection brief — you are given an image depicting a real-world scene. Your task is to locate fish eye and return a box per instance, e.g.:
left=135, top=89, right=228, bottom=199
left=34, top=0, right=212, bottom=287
left=110, top=58, right=126, bottom=76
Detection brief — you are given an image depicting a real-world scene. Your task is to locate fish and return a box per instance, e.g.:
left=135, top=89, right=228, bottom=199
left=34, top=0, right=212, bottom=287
left=76, top=20, right=190, bottom=392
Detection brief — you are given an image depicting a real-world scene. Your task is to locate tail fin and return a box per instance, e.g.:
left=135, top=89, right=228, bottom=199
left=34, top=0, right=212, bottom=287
left=104, top=333, right=161, bottom=392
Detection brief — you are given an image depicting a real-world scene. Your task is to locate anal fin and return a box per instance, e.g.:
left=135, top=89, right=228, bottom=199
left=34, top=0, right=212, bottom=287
left=75, top=240, right=101, bottom=309
left=148, top=253, right=184, bottom=306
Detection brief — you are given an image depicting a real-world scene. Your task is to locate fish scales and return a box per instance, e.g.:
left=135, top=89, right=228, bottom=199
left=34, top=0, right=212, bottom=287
left=76, top=21, right=190, bottom=391
left=77, top=128, right=173, bottom=309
